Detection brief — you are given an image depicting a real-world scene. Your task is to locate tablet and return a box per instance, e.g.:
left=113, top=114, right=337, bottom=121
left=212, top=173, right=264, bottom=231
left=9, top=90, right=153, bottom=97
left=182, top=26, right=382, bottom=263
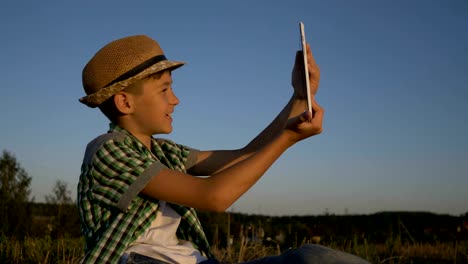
left=300, top=22, right=312, bottom=114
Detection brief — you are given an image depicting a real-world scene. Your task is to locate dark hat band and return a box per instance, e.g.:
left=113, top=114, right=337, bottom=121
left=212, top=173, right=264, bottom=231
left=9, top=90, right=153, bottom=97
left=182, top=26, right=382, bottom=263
left=106, top=54, right=167, bottom=87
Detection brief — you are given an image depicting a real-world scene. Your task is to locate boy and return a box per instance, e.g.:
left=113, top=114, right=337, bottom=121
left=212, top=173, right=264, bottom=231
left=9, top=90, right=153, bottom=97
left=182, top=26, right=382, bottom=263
left=78, top=35, right=369, bottom=264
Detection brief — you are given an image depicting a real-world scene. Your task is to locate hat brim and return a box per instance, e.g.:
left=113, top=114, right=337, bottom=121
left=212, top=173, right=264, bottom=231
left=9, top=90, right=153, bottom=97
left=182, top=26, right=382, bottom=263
left=79, top=60, right=185, bottom=108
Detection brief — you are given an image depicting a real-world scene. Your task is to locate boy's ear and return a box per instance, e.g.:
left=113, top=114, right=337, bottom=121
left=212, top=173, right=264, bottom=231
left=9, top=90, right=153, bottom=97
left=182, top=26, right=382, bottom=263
left=114, top=92, right=134, bottom=114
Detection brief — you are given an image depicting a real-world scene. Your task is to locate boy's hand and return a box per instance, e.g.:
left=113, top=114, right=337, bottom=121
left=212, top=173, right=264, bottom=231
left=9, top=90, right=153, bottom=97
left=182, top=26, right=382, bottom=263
left=291, top=43, right=320, bottom=98
left=284, top=96, right=324, bottom=143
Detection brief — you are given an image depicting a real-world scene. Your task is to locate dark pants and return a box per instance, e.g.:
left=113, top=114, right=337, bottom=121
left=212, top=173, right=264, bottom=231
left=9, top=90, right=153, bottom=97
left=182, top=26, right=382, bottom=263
left=241, top=244, right=370, bottom=264
left=124, top=245, right=371, bottom=264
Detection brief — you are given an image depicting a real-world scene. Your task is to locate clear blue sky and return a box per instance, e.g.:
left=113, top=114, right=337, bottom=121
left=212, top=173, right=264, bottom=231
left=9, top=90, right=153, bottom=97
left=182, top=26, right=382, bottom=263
left=1, top=0, right=467, bottom=216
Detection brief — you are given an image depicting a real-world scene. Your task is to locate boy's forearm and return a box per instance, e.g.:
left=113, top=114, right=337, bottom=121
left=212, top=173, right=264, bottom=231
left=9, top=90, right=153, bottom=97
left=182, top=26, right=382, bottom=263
left=189, top=94, right=307, bottom=176
left=244, top=93, right=307, bottom=153
left=208, top=131, right=294, bottom=211
left=241, top=95, right=292, bottom=153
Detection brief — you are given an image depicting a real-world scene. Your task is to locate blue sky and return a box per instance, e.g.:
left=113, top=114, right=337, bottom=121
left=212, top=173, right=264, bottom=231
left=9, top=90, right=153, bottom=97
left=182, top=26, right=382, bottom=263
left=1, top=1, right=467, bottom=216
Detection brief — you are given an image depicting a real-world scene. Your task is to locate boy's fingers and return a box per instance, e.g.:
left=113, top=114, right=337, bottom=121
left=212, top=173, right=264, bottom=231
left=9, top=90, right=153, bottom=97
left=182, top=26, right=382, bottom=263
left=295, top=50, right=304, bottom=69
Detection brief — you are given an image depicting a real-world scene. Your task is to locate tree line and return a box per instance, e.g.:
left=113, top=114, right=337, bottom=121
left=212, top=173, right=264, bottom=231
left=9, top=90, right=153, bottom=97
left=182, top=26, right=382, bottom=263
left=1, top=149, right=467, bottom=249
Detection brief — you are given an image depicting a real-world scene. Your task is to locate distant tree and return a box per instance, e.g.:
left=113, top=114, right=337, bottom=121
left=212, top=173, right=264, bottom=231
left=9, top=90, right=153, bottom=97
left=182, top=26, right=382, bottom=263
left=45, top=180, right=80, bottom=238
left=45, top=180, right=73, bottom=205
left=0, top=150, right=32, bottom=238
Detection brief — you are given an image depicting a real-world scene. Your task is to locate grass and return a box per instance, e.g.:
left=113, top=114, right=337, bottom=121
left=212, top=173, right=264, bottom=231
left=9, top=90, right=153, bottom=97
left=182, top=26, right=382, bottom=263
left=0, top=236, right=84, bottom=264
left=0, top=235, right=467, bottom=263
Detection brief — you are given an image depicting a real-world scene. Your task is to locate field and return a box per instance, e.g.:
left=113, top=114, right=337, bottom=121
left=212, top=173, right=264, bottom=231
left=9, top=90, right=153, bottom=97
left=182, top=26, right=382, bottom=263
left=0, top=236, right=466, bottom=264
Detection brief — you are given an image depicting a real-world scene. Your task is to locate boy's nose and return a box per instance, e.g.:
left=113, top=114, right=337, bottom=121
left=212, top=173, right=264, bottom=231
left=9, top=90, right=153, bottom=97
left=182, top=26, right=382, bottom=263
left=171, top=91, right=180, bottom=105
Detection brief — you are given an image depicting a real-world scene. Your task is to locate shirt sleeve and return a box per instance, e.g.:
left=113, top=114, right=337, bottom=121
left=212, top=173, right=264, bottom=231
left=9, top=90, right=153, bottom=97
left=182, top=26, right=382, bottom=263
left=91, top=137, right=166, bottom=212
left=156, top=138, right=200, bottom=171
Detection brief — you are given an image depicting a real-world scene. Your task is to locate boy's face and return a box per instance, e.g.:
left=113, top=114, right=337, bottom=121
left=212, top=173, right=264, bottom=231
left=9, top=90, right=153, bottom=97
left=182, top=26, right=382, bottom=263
left=130, top=71, right=179, bottom=135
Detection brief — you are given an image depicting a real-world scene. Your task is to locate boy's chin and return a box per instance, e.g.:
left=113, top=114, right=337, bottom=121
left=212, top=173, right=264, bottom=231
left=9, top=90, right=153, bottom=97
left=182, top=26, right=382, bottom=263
left=156, top=127, right=173, bottom=135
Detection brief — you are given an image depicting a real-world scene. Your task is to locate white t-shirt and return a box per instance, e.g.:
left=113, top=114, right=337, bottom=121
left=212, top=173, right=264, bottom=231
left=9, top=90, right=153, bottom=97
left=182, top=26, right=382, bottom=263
left=124, top=201, right=207, bottom=264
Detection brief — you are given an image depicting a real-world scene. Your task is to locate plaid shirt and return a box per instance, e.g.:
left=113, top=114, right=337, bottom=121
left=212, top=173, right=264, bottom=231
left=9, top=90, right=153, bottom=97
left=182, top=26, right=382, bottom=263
left=78, top=124, right=213, bottom=263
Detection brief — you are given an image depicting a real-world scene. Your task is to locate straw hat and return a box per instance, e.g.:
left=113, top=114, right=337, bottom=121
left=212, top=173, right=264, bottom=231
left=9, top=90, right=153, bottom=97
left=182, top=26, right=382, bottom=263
left=79, top=35, right=185, bottom=108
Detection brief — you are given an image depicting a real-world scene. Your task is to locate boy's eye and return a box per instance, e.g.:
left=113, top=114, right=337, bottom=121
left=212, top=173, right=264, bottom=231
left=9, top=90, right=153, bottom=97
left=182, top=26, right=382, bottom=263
left=161, top=86, right=173, bottom=93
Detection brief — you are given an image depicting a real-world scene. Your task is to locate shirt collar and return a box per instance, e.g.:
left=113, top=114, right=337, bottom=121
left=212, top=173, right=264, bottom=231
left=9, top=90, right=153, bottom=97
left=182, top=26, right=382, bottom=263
left=108, top=123, right=129, bottom=134
left=108, top=123, right=150, bottom=151
left=107, top=123, right=161, bottom=156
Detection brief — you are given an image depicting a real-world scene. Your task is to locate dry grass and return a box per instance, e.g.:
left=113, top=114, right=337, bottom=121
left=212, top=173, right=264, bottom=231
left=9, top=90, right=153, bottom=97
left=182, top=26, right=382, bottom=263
left=212, top=236, right=281, bottom=263
left=315, top=237, right=467, bottom=264
left=0, top=236, right=84, bottom=264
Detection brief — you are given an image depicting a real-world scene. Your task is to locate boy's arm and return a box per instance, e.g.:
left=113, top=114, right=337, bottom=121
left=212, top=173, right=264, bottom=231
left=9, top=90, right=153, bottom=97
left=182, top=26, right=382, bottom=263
left=188, top=96, right=301, bottom=176
left=189, top=43, right=320, bottom=176
left=142, top=99, right=323, bottom=212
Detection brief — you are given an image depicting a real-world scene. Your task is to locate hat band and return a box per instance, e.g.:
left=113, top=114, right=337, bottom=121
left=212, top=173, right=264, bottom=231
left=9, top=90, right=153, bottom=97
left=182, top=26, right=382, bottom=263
left=105, top=54, right=167, bottom=87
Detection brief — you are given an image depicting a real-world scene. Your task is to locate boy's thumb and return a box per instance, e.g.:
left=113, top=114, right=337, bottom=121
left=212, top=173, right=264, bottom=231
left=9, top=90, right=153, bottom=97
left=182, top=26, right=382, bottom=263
left=299, top=110, right=312, bottom=123
left=287, top=111, right=312, bottom=128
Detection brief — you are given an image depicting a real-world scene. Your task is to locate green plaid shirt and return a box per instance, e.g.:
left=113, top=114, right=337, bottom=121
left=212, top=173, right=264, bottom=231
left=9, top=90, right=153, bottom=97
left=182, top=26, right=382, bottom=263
left=78, top=124, right=213, bottom=263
